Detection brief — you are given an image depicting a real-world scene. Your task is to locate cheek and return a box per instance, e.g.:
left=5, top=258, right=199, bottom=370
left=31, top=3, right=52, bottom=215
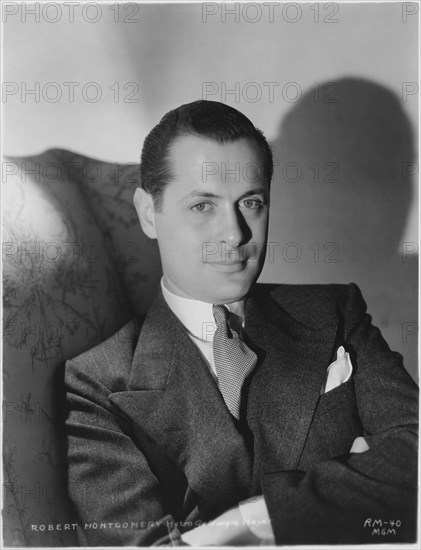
left=158, top=225, right=206, bottom=263
left=249, top=216, right=268, bottom=239
left=157, top=216, right=187, bottom=245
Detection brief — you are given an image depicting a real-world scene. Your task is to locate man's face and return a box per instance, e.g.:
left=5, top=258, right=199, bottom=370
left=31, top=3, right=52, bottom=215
left=150, top=135, right=269, bottom=304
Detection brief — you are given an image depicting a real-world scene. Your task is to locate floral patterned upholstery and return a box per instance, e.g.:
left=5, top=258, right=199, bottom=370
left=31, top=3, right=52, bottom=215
left=3, top=149, right=161, bottom=546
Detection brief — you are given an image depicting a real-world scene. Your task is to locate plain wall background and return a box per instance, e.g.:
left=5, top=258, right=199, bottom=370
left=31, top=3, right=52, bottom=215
left=4, top=1, right=419, bottom=379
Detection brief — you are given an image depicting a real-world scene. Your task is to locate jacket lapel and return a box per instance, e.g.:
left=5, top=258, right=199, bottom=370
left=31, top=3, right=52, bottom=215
left=110, top=285, right=340, bottom=508
left=244, top=289, right=339, bottom=474
left=109, top=290, right=253, bottom=513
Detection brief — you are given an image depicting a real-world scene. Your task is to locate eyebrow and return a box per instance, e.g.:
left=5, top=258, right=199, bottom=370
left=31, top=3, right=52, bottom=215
left=182, top=188, right=267, bottom=201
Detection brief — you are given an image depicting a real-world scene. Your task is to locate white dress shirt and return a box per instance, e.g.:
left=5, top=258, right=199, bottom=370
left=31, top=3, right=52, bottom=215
left=160, top=279, right=275, bottom=544
left=161, top=278, right=244, bottom=380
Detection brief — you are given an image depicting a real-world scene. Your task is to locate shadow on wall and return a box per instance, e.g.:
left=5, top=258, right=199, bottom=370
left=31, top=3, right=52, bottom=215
left=265, top=77, right=418, bottom=381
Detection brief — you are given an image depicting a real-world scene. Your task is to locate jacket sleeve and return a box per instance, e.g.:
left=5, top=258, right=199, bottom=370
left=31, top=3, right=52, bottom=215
left=65, top=355, right=183, bottom=547
left=261, top=283, right=418, bottom=544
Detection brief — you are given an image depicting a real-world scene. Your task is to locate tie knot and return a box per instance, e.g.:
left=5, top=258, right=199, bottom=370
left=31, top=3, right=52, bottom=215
left=212, top=304, right=230, bottom=327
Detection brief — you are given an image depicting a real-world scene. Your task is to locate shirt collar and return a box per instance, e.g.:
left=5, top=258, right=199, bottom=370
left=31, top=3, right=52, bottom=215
left=160, top=278, right=245, bottom=342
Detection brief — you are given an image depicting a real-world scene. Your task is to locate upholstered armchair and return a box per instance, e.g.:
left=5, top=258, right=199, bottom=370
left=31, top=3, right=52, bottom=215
left=3, top=149, right=161, bottom=546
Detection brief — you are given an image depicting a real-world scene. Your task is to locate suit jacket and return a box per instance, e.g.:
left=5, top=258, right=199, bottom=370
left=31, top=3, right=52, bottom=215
left=65, top=283, right=418, bottom=546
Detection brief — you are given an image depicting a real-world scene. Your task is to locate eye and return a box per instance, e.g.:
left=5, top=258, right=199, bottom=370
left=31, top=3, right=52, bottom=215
left=240, top=198, right=264, bottom=210
left=191, top=202, right=212, bottom=213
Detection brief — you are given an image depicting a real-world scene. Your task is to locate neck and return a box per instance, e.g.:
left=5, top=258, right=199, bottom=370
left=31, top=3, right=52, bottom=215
left=162, top=275, right=248, bottom=309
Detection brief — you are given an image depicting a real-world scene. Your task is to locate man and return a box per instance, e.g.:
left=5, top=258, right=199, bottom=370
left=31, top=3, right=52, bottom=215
left=65, top=100, right=418, bottom=546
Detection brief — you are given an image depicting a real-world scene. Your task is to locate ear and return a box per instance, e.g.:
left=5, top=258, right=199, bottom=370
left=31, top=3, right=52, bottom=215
left=133, top=187, right=157, bottom=239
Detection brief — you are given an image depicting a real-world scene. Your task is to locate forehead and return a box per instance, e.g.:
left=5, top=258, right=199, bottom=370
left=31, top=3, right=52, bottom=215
left=167, top=135, right=265, bottom=184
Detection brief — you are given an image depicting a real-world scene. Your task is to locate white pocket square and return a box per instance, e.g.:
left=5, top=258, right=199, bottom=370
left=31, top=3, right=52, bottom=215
left=320, top=346, right=353, bottom=394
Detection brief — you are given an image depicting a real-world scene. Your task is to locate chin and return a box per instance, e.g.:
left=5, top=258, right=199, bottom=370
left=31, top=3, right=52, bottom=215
left=207, top=280, right=255, bottom=305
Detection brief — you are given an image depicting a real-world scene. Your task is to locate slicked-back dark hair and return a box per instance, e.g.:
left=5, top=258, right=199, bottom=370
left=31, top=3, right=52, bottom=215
left=139, top=100, right=273, bottom=210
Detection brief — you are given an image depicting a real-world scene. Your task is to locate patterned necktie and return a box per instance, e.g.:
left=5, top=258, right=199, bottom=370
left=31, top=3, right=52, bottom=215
left=212, top=305, right=258, bottom=419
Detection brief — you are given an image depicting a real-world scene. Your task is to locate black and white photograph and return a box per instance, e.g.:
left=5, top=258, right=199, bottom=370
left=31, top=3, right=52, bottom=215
left=2, top=1, right=419, bottom=547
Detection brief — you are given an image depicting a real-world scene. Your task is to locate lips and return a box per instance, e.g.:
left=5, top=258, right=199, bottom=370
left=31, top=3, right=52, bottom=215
left=207, top=260, right=248, bottom=272
left=207, top=260, right=247, bottom=265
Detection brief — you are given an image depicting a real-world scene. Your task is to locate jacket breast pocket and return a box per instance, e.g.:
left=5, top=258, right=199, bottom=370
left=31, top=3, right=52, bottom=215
left=299, top=379, right=363, bottom=469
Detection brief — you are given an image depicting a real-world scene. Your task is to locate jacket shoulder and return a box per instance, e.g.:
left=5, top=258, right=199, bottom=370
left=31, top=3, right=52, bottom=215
left=65, top=318, right=143, bottom=392
left=254, top=282, right=366, bottom=330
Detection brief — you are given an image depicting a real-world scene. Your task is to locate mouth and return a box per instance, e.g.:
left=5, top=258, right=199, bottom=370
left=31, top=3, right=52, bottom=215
left=207, top=260, right=248, bottom=272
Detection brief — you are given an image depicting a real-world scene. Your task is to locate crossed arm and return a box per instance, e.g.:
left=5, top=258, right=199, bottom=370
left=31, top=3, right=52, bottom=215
left=181, top=437, right=371, bottom=546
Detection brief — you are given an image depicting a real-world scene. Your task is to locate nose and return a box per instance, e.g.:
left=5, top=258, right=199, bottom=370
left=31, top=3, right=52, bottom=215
left=219, top=206, right=250, bottom=247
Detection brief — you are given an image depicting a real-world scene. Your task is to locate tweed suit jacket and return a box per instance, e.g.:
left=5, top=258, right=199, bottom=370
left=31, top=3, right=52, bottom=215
left=65, top=283, right=418, bottom=546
